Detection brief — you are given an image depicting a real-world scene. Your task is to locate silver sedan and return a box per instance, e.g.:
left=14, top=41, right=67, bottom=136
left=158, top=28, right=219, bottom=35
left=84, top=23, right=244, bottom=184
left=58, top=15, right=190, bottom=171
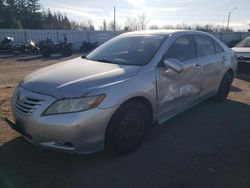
left=232, top=37, right=250, bottom=69
left=5, top=30, right=237, bottom=154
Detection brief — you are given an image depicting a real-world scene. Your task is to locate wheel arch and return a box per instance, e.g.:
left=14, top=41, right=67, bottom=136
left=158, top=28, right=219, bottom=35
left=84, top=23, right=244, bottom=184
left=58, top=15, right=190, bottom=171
left=124, top=96, right=154, bottom=120
left=105, top=96, right=154, bottom=147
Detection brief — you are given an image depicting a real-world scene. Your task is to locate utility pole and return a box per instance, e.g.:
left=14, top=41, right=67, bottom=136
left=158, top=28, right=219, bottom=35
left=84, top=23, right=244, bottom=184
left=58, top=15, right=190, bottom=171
left=226, top=7, right=237, bottom=31
left=114, top=6, right=116, bottom=33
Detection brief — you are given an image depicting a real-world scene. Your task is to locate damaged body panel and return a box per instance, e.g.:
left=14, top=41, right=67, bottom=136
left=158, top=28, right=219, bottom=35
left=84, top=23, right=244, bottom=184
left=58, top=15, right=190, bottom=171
left=156, top=59, right=201, bottom=122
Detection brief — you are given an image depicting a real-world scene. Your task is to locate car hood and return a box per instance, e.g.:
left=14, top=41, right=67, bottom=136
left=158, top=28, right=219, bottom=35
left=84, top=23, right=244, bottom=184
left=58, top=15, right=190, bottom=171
left=22, top=57, right=141, bottom=98
left=232, top=47, right=250, bottom=53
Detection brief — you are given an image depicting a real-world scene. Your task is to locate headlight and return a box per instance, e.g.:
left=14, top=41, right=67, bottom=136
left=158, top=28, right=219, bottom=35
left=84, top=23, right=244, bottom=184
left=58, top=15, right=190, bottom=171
left=43, top=94, right=105, bottom=115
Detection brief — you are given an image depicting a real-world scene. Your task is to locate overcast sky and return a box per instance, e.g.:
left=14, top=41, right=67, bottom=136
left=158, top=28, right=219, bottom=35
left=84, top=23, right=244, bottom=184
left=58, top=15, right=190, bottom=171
left=40, top=0, right=250, bottom=31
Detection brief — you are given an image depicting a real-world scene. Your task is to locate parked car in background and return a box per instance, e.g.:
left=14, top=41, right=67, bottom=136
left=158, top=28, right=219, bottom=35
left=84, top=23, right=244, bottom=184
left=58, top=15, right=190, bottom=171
left=5, top=30, right=237, bottom=155
left=232, top=37, right=250, bottom=70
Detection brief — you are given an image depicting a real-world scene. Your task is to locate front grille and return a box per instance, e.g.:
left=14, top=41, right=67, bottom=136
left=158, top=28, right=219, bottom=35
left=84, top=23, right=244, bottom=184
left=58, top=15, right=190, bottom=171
left=14, top=96, right=44, bottom=115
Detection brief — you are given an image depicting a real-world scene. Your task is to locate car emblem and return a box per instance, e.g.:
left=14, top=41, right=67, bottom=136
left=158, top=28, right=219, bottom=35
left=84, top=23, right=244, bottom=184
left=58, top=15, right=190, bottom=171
left=238, top=56, right=244, bottom=60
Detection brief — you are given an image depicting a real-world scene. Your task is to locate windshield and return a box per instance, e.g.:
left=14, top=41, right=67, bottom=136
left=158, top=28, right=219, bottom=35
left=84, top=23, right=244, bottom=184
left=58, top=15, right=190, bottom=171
left=86, top=35, right=167, bottom=66
left=236, top=38, right=250, bottom=47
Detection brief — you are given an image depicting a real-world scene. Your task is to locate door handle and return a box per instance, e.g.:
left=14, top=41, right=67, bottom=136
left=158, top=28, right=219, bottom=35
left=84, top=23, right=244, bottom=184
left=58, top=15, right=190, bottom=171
left=193, top=64, right=201, bottom=70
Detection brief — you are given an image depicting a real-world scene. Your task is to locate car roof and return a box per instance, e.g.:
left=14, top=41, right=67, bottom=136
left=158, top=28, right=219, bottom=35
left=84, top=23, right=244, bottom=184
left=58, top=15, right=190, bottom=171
left=120, top=29, right=228, bottom=51
left=121, top=29, right=210, bottom=36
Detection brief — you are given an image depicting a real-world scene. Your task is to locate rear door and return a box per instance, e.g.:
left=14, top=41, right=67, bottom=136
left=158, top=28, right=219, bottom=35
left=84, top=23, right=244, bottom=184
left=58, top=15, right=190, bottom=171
left=193, top=35, right=225, bottom=97
left=156, top=34, right=202, bottom=122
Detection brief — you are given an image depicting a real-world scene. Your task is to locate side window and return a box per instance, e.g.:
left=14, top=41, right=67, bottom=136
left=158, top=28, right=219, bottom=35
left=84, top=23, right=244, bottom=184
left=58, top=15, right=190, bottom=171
left=213, top=40, right=224, bottom=53
left=194, top=35, right=216, bottom=57
left=164, top=35, right=196, bottom=62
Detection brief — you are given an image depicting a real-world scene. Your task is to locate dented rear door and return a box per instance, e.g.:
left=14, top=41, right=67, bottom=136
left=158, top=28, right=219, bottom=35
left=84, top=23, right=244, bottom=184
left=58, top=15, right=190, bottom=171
left=193, top=34, right=224, bottom=97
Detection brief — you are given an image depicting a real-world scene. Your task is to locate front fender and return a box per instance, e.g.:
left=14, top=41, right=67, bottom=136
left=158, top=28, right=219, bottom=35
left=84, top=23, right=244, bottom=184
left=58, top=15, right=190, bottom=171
left=89, top=71, right=158, bottom=120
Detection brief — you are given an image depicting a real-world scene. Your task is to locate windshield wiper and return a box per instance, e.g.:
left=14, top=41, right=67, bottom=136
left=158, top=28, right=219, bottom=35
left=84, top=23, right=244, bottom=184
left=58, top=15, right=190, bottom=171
left=95, top=58, right=115, bottom=64
left=81, top=55, right=89, bottom=60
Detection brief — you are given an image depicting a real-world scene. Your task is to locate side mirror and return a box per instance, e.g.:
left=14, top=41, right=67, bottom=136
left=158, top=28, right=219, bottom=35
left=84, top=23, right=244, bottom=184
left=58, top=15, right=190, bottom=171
left=163, top=58, right=184, bottom=73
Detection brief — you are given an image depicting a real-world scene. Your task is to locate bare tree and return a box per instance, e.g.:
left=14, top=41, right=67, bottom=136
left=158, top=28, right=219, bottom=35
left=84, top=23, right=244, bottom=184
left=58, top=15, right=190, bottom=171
left=70, top=19, right=95, bottom=30
left=107, top=21, right=121, bottom=31
left=99, top=19, right=107, bottom=31
left=124, top=17, right=139, bottom=31
left=162, top=23, right=234, bottom=32
left=87, top=19, right=94, bottom=30
left=149, top=25, right=160, bottom=30
left=162, top=24, right=175, bottom=29
left=194, top=24, right=232, bottom=32
left=212, top=24, right=231, bottom=32
left=103, top=20, right=107, bottom=31
left=138, top=13, right=148, bottom=30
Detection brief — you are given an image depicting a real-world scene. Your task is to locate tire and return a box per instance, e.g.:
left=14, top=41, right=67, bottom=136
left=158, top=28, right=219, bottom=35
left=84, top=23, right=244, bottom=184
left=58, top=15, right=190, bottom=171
left=33, top=47, right=40, bottom=55
left=106, top=101, right=152, bottom=154
left=214, top=72, right=233, bottom=102
left=40, top=45, right=52, bottom=57
left=62, top=48, right=72, bottom=56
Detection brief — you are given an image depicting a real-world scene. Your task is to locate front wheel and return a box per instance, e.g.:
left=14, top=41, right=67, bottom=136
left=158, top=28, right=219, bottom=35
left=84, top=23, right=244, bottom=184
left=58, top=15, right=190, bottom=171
left=213, top=72, right=233, bottom=102
left=106, top=101, right=152, bottom=154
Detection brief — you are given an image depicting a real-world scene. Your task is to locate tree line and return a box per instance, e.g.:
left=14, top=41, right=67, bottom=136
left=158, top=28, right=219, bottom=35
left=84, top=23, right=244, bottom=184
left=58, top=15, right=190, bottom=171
left=148, top=23, right=233, bottom=32
left=0, top=0, right=94, bottom=30
left=101, top=15, right=234, bottom=32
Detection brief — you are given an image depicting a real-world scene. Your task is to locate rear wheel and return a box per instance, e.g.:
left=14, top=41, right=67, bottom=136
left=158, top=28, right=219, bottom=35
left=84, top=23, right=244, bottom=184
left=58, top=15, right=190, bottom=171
left=214, top=71, right=233, bottom=102
left=106, top=101, right=152, bottom=154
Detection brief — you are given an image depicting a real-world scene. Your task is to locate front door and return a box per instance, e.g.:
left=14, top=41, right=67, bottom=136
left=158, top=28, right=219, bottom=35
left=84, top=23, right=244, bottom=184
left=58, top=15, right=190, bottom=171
left=156, top=34, right=202, bottom=123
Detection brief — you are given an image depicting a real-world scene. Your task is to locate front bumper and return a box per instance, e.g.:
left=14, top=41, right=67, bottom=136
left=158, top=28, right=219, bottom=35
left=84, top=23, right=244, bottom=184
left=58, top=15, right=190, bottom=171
left=8, top=86, right=117, bottom=154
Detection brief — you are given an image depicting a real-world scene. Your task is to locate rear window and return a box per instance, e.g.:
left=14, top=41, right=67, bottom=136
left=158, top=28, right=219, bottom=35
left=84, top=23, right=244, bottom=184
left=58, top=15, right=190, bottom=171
left=194, top=35, right=216, bottom=57
left=213, top=40, right=224, bottom=53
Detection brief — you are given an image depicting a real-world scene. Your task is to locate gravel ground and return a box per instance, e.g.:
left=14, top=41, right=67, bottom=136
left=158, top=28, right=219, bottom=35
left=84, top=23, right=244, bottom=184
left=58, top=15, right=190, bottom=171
left=0, top=55, right=250, bottom=188
left=0, top=54, right=80, bottom=144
